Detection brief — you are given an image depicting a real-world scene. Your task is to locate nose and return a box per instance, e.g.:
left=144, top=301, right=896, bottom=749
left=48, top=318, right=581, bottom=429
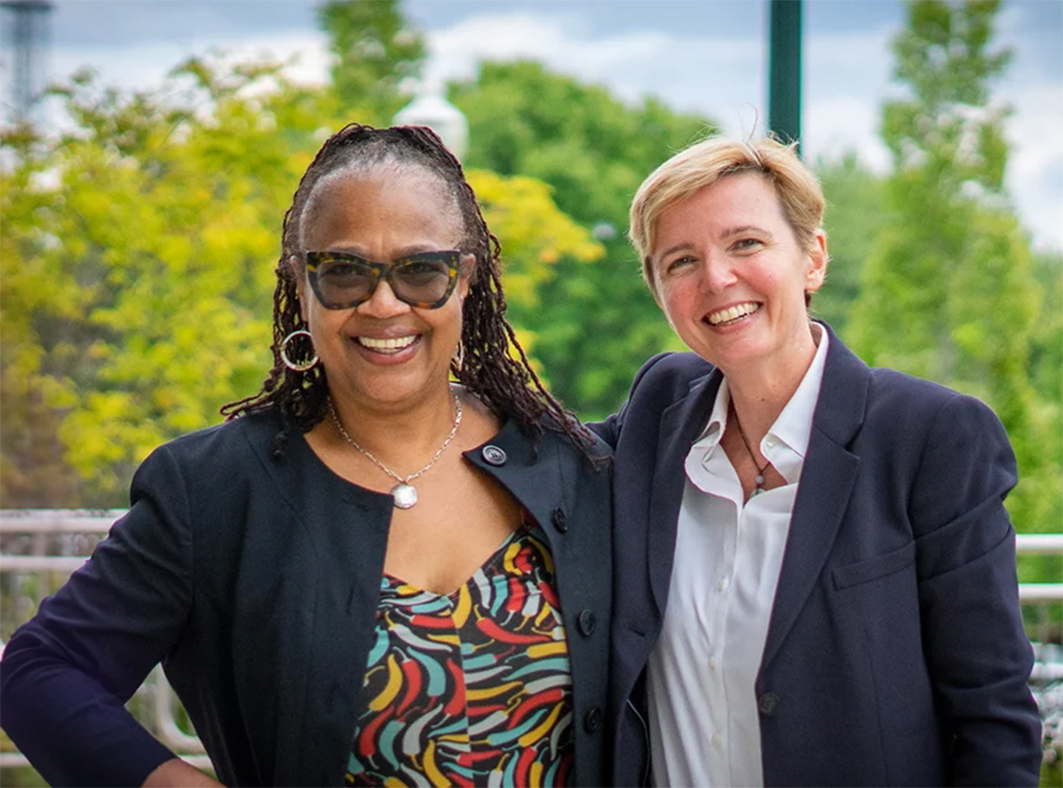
left=700, top=252, right=738, bottom=294
left=357, top=279, right=410, bottom=319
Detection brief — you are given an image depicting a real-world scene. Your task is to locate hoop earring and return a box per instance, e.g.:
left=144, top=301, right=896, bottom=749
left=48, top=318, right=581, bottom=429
left=280, top=329, right=319, bottom=372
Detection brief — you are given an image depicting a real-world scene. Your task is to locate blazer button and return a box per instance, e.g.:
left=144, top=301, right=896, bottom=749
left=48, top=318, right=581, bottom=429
left=583, top=707, right=602, bottom=733
left=551, top=507, right=568, bottom=532
left=481, top=445, right=507, bottom=466
left=577, top=609, right=596, bottom=636
left=758, top=692, right=781, bottom=717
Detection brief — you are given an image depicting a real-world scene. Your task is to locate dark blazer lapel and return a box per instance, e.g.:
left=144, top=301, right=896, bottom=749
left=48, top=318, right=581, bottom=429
left=760, top=328, right=870, bottom=672
left=648, top=369, right=723, bottom=617
left=462, top=417, right=564, bottom=537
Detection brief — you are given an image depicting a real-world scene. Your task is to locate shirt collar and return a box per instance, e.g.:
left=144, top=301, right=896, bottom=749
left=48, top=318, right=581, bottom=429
left=692, top=376, right=732, bottom=449
left=769, top=322, right=829, bottom=461
left=688, top=322, right=829, bottom=483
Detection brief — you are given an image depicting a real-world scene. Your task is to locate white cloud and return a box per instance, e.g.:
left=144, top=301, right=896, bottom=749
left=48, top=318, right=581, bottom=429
left=425, top=11, right=764, bottom=136
left=802, top=27, right=895, bottom=170
left=803, top=94, right=891, bottom=171
left=49, top=30, right=330, bottom=94
left=1005, top=83, right=1063, bottom=252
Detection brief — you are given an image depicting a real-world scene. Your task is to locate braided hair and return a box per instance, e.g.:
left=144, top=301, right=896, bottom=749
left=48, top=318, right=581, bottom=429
left=221, top=123, right=593, bottom=459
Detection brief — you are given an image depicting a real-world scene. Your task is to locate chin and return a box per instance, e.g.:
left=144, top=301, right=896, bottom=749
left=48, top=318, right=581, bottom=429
left=695, top=336, right=772, bottom=371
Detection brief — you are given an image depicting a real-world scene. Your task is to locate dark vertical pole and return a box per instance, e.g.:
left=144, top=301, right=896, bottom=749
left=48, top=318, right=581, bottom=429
left=1, top=0, right=53, bottom=122
left=768, top=0, right=802, bottom=151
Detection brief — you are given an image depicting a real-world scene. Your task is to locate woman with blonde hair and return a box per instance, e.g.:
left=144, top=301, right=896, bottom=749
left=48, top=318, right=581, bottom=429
left=598, top=135, right=1041, bottom=786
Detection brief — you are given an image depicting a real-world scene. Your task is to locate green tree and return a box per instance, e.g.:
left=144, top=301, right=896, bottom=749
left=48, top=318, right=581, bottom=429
left=848, top=1, right=1058, bottom=555
left=0, top=56, right=603, bottom=508
left=451, top=60, right=717, bottom=417
left=318, top=0, right=426, bottom=125
left=0, top=60, right=326, bottom=505
left=811, top=153, right=888, bottom=335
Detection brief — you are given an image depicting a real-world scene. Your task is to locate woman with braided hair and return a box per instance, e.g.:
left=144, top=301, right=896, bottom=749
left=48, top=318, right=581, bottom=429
left=0, top=124, right=613, bottom=787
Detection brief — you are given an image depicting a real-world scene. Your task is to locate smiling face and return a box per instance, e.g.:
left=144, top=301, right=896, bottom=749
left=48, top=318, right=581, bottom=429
left=650, top=171, right=827, bottom=376
left=296, top=165, right=472, bottom=415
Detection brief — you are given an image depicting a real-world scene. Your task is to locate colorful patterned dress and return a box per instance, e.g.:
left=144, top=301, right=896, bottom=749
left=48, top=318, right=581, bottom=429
left=346, top=525, right=574, bottom=787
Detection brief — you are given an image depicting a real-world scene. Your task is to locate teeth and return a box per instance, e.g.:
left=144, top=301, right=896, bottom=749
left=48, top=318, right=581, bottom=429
left=707, top=302, right=760, bottom=326
left=358, top=335, right=417, bottom=352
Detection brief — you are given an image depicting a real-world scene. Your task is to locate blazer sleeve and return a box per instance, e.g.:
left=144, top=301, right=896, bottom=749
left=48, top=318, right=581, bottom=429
left=908, top=392, right=1042, bottom=786
left=0, top=445, right=195, bottom=787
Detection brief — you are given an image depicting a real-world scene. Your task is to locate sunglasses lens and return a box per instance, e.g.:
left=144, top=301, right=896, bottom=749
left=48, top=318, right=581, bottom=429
left=391, top=257, right=454, bottom=305
left=315, top=260, right=374, bottom=307
left=307, top=252, right=458, bottom=309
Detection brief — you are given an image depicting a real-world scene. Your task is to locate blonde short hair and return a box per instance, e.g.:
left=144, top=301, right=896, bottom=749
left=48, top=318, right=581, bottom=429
left=629, top=136, right=825, bottom=290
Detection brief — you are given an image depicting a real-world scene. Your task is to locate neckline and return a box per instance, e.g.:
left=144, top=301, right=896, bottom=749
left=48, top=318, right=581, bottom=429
left=382, top=521, right=534, bottom=600
left=285, top=410, right=518, bottom=504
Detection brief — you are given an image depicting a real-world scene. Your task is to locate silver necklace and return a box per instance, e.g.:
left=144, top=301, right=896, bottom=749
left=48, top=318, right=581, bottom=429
left=731, top=403, right=769, bottom=498
left=328, top=394, right=462, bottom=510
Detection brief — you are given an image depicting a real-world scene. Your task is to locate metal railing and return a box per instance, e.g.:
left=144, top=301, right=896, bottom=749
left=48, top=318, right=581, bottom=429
left=0, top=510, right=211, bottom=771
left=1015, top=533, right=1063, bottom=602
left=1, top=509, right=1061, bottom=772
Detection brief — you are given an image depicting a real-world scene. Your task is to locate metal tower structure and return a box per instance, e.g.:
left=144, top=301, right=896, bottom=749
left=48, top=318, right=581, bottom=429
left=0, top=0, right=54, bottom=123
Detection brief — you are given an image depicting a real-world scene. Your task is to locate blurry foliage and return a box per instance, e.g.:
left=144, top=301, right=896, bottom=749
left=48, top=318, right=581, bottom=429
left=0, top=9, right=600, bottom=507
left=450, top=60, right=716, bottom=418
left=847, top=0, right=1060, bottom=575
left=0, top=0, right=1058, bottom=558
left=0, top=60, right=324, bottom=505
left=811, top=153, right=888, bottom=335
left=318, top=0, right=425, bottom=124
left=466, top=169, right=604, bottom=313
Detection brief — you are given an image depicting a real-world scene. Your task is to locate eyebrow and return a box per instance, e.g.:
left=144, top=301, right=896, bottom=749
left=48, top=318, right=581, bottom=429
left=656, top=242, right=695, bottom=261
left=721, top=225, right=774, bottom=240
left=655, top=225, right=774, bottom=261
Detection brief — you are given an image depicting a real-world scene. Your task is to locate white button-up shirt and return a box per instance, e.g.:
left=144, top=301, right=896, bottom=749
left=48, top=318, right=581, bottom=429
left=647, top=326, right=829, bottom=787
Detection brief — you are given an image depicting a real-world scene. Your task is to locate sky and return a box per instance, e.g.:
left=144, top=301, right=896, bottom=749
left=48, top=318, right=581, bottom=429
left=2, top=0, right=1061, bottom=251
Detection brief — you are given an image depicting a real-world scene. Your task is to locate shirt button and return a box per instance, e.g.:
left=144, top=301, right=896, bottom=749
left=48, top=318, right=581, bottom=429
left=711, top=733, right=722, bottom=747
left=758, top=692, right=781, bottom=717
left=481, top=445, right=507, bottom=466
left=577, top=609, right=597, bottom=636
left=584, top=707, right=602, bottom=733
left=765, top=436, right=777, bottom=448
left=717, top=577, right=729, bottom=592
left=551, top=507, right=568, bottom=533
left=709, top=657, right=717, bottom=670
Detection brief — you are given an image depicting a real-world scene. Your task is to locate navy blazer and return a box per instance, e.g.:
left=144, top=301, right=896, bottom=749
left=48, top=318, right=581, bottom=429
left=0, top=409, right=613, bottom=787
left=595, top=325, right=1041, bottom=787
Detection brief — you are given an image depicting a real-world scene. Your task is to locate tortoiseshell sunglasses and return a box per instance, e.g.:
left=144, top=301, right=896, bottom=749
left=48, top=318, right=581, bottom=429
left=305, top=250, right=462, bottom=310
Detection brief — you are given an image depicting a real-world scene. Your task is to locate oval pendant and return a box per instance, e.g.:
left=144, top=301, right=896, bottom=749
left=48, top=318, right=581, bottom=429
left=391, top=483, right=418, bottom=509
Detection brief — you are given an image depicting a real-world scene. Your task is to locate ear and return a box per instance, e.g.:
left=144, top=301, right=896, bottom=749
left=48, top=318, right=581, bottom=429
left=458, top=252, right=476, bottom=300
left=292, top=255, right=310, bottom=323
left=804, top=230, right=828, bottom=293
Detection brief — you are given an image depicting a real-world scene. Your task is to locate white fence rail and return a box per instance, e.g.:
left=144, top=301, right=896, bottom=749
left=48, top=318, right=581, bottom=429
left=1, top=510, right=1061, bottom=772
left=0, top=510, right=209, bottom=771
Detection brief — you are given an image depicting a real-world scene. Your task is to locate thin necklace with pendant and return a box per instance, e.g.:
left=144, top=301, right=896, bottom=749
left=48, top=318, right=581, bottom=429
left=328, top=394, right=462, bottom=510
left=731, top=402, right=769, bottom=498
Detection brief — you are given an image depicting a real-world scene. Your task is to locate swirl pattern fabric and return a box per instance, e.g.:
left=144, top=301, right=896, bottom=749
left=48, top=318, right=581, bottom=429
left=346, top=525, right=574, bottom=787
